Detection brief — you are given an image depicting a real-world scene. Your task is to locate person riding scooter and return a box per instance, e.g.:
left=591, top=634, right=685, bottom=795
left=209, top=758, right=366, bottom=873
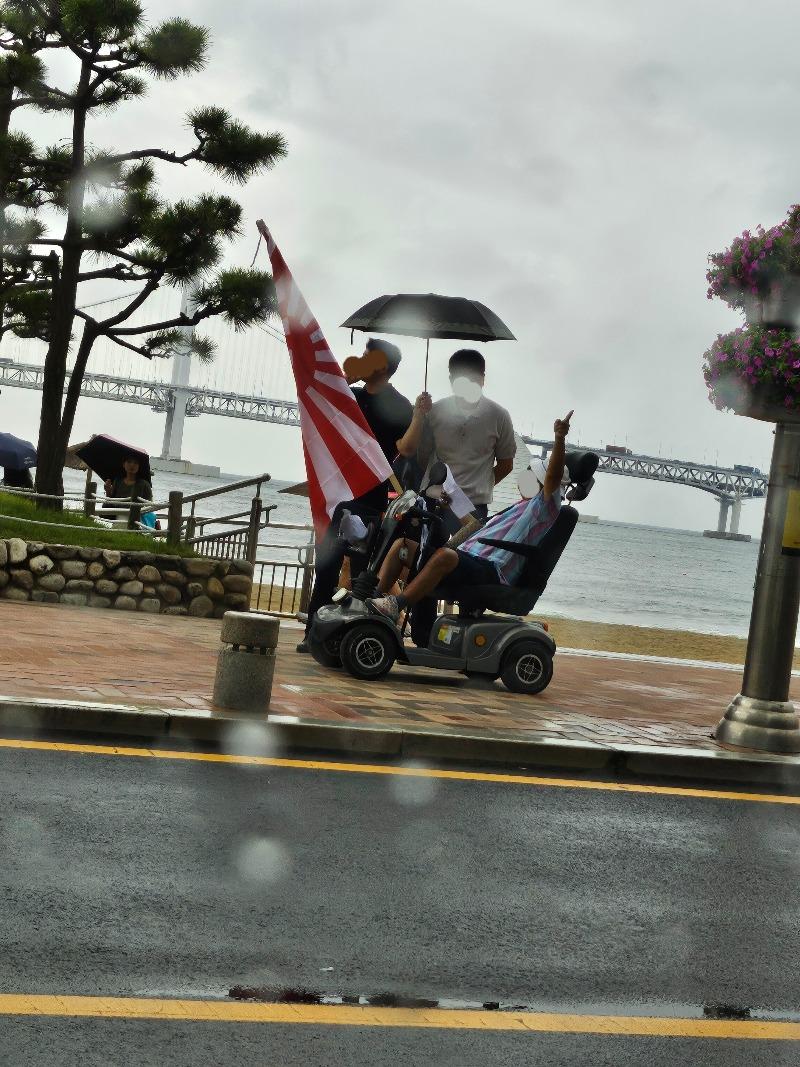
left=368, top=410, right=574, bottom=624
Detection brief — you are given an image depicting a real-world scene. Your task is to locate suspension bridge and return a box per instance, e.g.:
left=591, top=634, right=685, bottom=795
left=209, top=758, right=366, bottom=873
left=0, top=288, right=765, bottom=539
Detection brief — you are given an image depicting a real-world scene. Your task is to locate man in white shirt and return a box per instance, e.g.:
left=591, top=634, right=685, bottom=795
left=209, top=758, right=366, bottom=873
left=398, top=349, right=516, bottom=532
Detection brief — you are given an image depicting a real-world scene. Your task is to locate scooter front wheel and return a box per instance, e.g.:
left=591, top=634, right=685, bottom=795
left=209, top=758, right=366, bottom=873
left=308, top=632, right=343, bottom=669
left=500, top=640, right=553, bottom=695
left=339, top=622, right=396, bottom=681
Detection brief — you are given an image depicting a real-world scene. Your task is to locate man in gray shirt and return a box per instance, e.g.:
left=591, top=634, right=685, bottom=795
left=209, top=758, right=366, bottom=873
left=400, top=349, right=516, bottom=530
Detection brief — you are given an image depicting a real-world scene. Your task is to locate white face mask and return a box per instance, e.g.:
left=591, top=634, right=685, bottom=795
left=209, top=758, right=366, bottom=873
left=451, top=376, right=483, bottom=404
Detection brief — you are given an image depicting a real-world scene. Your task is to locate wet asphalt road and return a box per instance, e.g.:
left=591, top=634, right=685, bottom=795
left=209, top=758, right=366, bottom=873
left=0, top=736, right=799, bottom=1065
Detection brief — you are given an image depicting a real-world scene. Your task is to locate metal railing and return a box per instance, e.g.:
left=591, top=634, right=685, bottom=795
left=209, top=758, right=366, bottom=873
left=148, top=473, right=272, bottom=563
left=253, top=521, right=315, bottom=617
left=1, top=473, right=275, bottom=563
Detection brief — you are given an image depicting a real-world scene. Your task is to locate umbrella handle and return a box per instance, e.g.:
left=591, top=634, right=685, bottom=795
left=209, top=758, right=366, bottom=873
left=424, top=337, right=429, bottom=392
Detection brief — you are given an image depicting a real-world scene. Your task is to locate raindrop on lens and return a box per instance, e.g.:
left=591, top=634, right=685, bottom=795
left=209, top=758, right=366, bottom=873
left=389, top=763, right=438, bottom=807
left=235, top=836, right=291, bottom=885
left=222, top=721, right=278, bottom=762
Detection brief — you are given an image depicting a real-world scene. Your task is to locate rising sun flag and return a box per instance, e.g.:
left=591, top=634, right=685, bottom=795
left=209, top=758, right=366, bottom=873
left=256, top=221, right=394, bottom=537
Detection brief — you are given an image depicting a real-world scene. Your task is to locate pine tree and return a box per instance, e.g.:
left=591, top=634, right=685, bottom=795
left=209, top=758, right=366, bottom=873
left=0, top=1, right=287, bottom=502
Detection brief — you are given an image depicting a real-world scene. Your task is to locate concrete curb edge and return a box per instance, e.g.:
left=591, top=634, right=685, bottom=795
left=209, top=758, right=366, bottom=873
left=1, top=695, right=799, bottom=788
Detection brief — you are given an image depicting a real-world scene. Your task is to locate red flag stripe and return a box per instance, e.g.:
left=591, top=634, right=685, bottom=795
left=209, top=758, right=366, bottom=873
left=259, top=222, right=393, bottom=536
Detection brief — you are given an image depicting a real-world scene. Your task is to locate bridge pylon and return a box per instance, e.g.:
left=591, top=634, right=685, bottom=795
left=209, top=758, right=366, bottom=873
left=159, top=289, right=193, bottom=462
left=704, top=492, right=750, bottom=541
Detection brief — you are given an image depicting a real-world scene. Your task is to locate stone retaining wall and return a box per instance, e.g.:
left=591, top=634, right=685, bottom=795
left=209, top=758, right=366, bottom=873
left=0, top=538, right=253, bottom=618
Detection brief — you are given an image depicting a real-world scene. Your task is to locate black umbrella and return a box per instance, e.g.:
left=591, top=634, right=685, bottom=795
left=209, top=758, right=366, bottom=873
left=0, top=431, right=37, bottom=470
left=73, top=434, right=152, bottom=484
left=341, top=293, right=515, bottom=388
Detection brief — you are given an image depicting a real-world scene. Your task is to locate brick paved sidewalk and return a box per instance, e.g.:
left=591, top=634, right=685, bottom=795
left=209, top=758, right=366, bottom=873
left=2, top=601, right=793, bottom=754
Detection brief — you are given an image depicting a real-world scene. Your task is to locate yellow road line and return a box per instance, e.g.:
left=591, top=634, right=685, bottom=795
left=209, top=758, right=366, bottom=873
left=0, top=994, right=796, bottom=1038
left=0, top=735, right=798, bottom=806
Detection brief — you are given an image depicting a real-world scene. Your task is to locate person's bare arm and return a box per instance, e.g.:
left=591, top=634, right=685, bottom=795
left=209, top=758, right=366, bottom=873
left=543, top=410, right=573, bottom=500
left=493, top=457, right=514, bottom=485
left=396, top=393, right=432, bottom=457
left=493, top=409, right=516, bottom=485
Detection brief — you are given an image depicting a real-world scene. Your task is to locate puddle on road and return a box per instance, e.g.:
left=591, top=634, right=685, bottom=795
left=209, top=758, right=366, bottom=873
left=228, top=986, right=800, bottom=1022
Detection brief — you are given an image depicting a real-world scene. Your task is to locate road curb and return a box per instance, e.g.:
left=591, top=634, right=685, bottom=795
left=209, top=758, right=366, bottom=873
left=1, top=695, right=799, bottom=788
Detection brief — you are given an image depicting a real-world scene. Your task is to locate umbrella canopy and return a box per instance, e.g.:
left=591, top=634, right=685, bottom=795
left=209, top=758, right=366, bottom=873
left=64, top=441, right=89, bottom=471
left=0, top=432, right=37, bottom=470
left=74, top=435, right=152, bottom=483
left=341, top=293, right=515, bottom=342
left=279, top=480, right=310, bottom=498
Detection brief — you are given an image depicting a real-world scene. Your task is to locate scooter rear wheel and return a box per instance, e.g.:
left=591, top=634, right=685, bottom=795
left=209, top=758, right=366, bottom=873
left=500, top=640, right=553, bottom=695
left=339, top=622, right=396, bottom=681
left=308, top=633, right=342, bottom=669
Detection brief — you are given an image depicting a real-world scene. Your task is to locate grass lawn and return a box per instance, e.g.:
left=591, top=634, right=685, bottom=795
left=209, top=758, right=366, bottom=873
left=0, top=491, right=194, bottom=556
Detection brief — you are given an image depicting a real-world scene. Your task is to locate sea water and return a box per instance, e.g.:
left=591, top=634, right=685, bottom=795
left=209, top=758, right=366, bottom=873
left=62, top=468, right=759, bottom=639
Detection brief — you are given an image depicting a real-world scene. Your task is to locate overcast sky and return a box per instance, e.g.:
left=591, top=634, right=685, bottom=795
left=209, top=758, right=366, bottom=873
left=3, top=0, right=799, bottom=535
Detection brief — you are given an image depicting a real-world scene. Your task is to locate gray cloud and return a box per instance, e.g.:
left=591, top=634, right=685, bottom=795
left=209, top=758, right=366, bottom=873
left=4, top=0, right=800, bottom=533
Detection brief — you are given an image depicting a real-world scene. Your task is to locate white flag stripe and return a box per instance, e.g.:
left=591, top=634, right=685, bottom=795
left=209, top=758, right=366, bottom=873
left=305, top=386, right=391, bottom=478
left=275, top=277, right=291, bottom=304
left=300, top=309, right=313, bottom=328
left=313, top=349, right=338, bottom=363
left=313, top=370, right=356, bottom=399
left=299, top=399, right=353, bottom=518
left=287, top=283, right=303, bottom=321
left=310, top=329, right=324, bottom=343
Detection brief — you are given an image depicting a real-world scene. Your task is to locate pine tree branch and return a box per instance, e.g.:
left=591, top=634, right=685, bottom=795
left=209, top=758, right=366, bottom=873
left=77, top=265, right=154, bottom=283
left=110, top=307, right=213, bottom=335
left=104, top=334, right=156, bottom=358
left=26, top=0, right=94, bottom=63
left=98, top=279, right=161, bottom=330
left=103, top=148, right=200, bottom=167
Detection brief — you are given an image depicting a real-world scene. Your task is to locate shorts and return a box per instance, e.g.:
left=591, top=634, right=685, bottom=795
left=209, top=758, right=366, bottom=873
left=448, top=549, right=501, bottom=587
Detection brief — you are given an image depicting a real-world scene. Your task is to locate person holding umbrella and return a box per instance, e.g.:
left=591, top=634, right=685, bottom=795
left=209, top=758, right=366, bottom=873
left=398, top=348, right=517, bottom=532
left=104, top=455, right=153, bottom=529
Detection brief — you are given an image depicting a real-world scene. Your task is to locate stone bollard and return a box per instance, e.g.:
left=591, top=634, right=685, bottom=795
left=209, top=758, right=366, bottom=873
left=212, top=611, right=280, bottom=713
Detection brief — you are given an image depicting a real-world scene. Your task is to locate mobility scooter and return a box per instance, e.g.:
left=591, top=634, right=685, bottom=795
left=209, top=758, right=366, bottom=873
left=309, top=451, right=599, bottom=694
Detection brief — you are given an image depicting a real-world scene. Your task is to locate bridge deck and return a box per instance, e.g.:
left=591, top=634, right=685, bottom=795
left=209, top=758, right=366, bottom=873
left=0, top=359, right=766, bottom=499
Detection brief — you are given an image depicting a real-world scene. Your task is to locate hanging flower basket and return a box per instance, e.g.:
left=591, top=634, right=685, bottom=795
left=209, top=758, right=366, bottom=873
left=706, top=205, right=800, bottom=324
left=703, top=325, right=800, bottom=423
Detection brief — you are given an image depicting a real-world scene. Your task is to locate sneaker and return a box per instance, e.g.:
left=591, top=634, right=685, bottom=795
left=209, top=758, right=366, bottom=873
left=368, top=595, right=401, bottom=623
left=296, top=639, right=310, bottom=654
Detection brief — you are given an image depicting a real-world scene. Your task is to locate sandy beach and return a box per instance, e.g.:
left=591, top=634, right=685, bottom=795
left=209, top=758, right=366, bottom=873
left=543, top=616, right=756, bottom=665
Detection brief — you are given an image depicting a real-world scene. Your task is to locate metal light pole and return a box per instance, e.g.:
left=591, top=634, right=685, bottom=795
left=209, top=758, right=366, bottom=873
left=714, top=421, right=800, bottom=752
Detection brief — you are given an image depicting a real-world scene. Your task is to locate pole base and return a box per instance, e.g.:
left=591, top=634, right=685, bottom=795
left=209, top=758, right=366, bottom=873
left=713, top=694, right=800, bottom=753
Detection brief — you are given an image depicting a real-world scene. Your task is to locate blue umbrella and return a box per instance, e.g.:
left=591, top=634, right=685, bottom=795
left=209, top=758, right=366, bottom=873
left=0, top=432, right=37, bottom=470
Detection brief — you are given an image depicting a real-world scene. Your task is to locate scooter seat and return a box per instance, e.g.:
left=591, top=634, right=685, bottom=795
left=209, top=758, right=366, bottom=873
left=435, top=505, right=580, bottom=618
left=451, top=584, right=541, bottom=617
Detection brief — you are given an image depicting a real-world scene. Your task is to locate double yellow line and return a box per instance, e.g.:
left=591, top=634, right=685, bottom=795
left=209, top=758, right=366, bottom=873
left=0, top=995, right=797, bottom=1039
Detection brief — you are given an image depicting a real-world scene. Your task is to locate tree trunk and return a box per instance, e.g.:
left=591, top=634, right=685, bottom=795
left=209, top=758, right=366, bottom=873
left=0, top=87, right=13, bottom=335
left=34, top=61, right=91, bottom=506
left=56, top=322, right=96, bottom=460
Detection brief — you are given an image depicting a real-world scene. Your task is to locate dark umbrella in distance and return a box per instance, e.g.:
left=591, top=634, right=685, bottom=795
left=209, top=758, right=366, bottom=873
left=74, top=434, right=152, bottom=484
left=0, top=431, right=37, bottom=470
left=341, top=293, right=515, bottom=388
left=279, top=480, right=310, bottom=498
